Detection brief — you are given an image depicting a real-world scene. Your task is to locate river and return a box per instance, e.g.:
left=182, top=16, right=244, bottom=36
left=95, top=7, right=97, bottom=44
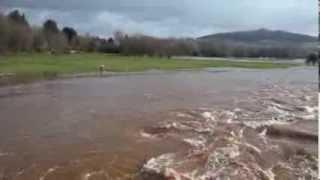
left=0, top=67, right=317, bottom=180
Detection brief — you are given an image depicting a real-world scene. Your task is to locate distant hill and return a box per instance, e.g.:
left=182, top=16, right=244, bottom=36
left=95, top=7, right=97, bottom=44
left=198, top=29, right=317, bottom=44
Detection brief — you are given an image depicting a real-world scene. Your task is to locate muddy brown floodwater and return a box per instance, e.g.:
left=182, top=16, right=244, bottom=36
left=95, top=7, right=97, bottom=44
left=0, top=67, right=317, bottom=180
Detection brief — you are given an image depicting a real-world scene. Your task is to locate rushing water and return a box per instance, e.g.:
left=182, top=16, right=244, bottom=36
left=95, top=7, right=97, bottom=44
left=0, top=67, right=317, bottom=180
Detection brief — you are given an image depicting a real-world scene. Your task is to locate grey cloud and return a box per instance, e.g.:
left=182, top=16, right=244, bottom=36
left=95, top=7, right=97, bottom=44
left=1, top=0, right=317, bottom=38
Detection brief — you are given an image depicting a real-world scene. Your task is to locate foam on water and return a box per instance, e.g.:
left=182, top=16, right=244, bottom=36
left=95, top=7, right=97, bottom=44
left=183, top=136, right=206, bottom=148
left=201, top=112, right=215, bottom=121
left=139, top=83, right=318, bottom=180
left=39, top=166, right=59, bottom=180
left=82, top=170, right=109, bottom=180
left=142, top=153, right=176, bottom=174
left=0, top=152, right=11, bottom=157
left=140, top=131, right=157, bottom=139
left=242, top=118, right=289, bottom=129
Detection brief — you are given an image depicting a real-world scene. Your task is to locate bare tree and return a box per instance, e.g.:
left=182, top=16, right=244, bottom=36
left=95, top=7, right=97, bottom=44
left=42, top=19, right=68, bottom=53
left=62, top=27, right=78, bottom=48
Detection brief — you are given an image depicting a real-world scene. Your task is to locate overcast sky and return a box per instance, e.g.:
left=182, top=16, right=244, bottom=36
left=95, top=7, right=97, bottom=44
left=1, top=0, right=318, bottom=38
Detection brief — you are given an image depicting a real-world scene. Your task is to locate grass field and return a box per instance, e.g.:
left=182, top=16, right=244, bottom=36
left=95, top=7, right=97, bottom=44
left=0, top=53, right=296, bottom=84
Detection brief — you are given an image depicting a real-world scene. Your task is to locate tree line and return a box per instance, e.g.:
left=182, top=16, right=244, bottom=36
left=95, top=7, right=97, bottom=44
left=0, top=10, right=119, bottom=54
left=0, top=10, right=316, bottom=60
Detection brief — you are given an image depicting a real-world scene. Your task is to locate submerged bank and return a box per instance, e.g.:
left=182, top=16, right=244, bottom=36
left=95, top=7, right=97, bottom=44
left=0, top=53, right=297, bottom=85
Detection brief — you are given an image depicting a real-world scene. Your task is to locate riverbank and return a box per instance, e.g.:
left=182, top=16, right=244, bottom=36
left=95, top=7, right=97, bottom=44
left=0, top=53, right=297, bottom=85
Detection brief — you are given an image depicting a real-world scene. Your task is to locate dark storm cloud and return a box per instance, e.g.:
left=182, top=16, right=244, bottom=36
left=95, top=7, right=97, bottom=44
left=1, top=0, right=317, bottom=38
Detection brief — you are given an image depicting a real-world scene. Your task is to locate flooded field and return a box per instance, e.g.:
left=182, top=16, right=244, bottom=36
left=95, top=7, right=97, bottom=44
left=0, top=67, right=317, bottom=180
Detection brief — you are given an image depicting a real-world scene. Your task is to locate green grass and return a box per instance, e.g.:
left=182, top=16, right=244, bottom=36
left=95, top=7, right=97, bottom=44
left=0, top=53, right=296, bottom=83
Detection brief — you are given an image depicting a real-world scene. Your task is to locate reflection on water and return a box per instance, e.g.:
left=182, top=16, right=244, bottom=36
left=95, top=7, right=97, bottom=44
left=0, top=67, right=317, bottom=180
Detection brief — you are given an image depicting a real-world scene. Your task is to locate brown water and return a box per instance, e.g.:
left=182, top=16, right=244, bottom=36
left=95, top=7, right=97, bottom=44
left=0, top=67, right=317, bottom=180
